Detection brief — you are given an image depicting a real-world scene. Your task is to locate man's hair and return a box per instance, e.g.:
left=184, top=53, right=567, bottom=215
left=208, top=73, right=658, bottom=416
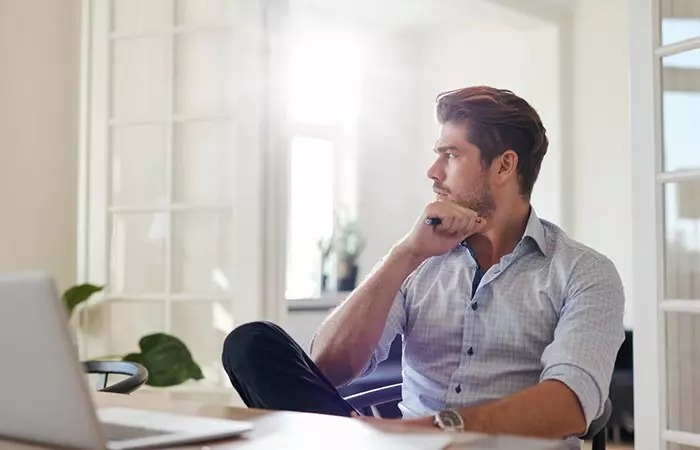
left=435, top=86, right=548, bottom=197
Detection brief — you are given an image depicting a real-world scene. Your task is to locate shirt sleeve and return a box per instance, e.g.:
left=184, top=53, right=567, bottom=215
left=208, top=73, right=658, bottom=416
left=539, top=252, right=626, bottom=435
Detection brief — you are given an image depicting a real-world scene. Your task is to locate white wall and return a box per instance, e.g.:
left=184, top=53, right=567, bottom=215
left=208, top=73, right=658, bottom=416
left=0, top=0, right=80, bottom=292
left=287, top=309, right=330, bottom=352
left=570, top=0, right=633, bottom=327
left=355, top=30, right=423, bottom=279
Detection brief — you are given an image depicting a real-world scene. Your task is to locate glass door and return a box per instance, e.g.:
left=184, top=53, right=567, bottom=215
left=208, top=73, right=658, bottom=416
left=631, top=0, right=700, bottom=449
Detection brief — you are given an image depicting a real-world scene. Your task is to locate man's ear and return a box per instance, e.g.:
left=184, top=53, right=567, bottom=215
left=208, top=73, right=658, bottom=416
left=499, top=150, right=518, bottom=174
left=493, top=150, right=518, bottom=182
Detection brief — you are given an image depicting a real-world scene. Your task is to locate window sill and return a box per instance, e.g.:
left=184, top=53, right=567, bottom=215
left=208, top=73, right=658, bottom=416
left=287, top=292, right=349, bottom=311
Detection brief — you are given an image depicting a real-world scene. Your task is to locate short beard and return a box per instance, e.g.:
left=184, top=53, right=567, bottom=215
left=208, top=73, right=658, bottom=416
left=460, top=180, right=495, bottom=218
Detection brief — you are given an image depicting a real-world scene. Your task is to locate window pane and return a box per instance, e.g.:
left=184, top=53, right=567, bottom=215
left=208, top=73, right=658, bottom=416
left=174, top=32, right=233, bottom=115
left=662, top=50, right=700, bottom=172
left=105, top=300, right=165, bottom=356
left=661, top=0, right=700, bottom=45
left=665, top=181, right=700, bottom=300
left=111, top=125, right=167, bottom=206
left=113, top=0, right=170, bottom=34
left=286, top=137, right=334, bottom=299
left=170, top=300, right=232, bottom=386
left=110, top=214, right=167, bottom=294
left=112, top=38, right=167, bottom=120
left=172, top=213, right=233, bottom=294
left=665, top=312, right=700, bottom=434
left=664, top=47, right=700, bottom=70
left=175, top=0, right=235, bottom=27
left=173, top=121, right=233, bottom=204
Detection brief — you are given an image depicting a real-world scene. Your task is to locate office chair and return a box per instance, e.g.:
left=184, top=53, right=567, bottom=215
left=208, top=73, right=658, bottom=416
left=345, top=384, right=612, bottom=450
left=82, top=361, right=148, bottom=395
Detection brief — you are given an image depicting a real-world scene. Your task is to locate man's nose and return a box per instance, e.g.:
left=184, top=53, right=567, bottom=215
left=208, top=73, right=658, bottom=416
left=427, top=159, right=444, bottom=182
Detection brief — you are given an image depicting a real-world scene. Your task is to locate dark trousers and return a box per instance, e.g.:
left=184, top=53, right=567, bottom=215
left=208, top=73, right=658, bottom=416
left=221, top=321, right=358, bottom=416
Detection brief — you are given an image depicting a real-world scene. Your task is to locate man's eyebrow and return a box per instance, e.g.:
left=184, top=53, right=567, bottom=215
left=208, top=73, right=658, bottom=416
left=434, top=145, right=460, bottom=153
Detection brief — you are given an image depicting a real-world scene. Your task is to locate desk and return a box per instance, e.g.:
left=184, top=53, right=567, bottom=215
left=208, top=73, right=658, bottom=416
left=0, top=393, right=566, bottom=450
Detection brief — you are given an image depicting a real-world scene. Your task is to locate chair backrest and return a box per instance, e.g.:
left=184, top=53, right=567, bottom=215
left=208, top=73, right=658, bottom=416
left=82, top=361, right=148, bottom=395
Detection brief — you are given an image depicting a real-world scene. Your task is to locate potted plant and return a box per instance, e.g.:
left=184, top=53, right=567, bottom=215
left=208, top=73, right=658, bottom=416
left=317, top=235, right=333, bottom=293
left=334, top=209, right=365, bottom=292
left=63, top=284, right=203, bottom=387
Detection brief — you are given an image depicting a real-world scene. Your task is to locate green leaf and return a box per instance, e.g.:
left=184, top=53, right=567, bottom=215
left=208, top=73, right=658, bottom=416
left=122, top=353, right=144, bottom=364
left=123, top=333, right=204, bottom=387
left=62, top=284, right=104, bottom=318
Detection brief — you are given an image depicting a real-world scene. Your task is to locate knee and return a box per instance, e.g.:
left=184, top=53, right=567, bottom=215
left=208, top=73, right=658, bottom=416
left=222, top=321, right=279, bottom=369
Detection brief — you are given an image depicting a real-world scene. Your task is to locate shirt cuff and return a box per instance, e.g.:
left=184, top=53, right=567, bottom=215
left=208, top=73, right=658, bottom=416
left=540, top=363, right=602, bottom=434
left=359, top=355, right=378, bottom=378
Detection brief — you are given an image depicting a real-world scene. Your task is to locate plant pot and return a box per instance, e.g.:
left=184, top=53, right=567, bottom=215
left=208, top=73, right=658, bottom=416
left=321, top=274, right=328, bottom=292
left=337, top=260, right=358, bottom=291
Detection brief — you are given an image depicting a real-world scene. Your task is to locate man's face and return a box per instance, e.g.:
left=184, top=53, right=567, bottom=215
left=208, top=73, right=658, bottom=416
left=427, top=121, right=495, bottom=218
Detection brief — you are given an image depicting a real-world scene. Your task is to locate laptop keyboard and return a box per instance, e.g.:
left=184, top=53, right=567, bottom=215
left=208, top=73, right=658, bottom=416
left=102, top=421, right=173, bottom=442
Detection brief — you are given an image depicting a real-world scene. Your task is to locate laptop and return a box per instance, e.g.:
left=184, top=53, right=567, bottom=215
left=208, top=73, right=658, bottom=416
left=0, top=271, right=253, bottom=450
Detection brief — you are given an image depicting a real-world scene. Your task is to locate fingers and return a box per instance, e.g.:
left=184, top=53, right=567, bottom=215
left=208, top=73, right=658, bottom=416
left=425, top=201, right=487, bottom=238
left=440, top=214, right=456, bottom=234
left=447, top=214, right=467, bottom=236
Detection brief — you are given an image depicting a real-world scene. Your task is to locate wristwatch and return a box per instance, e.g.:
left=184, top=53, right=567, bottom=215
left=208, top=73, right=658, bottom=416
left=433, top=409, right=465, bottom=432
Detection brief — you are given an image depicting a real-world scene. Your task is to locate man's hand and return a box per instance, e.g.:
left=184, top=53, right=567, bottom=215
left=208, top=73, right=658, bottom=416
left=396, top=201, right=488, bottom=262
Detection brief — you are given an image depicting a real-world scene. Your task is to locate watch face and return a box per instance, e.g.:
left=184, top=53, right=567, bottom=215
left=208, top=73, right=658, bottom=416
left=439, top=410, right=464, bottom=430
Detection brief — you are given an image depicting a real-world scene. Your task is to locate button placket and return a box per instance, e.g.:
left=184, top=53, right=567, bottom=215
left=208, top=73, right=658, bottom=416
left=450, top=296, right=478, bottom=402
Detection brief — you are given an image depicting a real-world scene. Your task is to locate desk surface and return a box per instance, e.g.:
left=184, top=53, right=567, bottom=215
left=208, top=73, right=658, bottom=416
left=0, top=392, right=567, bottom=450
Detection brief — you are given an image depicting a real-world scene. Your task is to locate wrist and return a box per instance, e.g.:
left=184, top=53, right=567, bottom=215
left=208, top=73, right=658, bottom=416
left=390, top=243, right=426, bottom=268
left=433, top=410, right=465, bottom=432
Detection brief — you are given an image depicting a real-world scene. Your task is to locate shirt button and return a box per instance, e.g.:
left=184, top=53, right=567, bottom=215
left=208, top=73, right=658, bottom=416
left=467, top=347, right=474, bottom=356
left=471, top=302, right=478, bottom=311
left=455, top=384, right=462, bottom=393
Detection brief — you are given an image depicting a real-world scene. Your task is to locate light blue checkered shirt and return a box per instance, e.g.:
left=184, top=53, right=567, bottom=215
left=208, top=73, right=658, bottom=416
left=361, top=209, right=625, bottom=447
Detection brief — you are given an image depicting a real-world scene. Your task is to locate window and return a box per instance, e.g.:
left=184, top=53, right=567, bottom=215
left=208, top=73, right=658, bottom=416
left=284, top=13, right=366, bottom=300
left=631, top=0, right=700, bottom=447
left=285, top=136, right=335, bottom=299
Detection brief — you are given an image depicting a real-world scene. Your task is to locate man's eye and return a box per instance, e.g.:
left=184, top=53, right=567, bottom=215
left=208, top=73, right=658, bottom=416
left=446, top=153, right=456, bottom=159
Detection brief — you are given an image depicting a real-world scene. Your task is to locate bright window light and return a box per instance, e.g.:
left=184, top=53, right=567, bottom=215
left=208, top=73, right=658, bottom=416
left=285, top=136, right=335, bottom=299
left=662, top=18, right=700, bottom=47
left=284, top=19, right=366, bottom=299
left=288, top=25, right=366, bottom=125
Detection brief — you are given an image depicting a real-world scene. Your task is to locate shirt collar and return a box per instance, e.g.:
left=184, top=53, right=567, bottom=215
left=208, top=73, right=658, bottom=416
left=523, top=207, right=547, bottom=256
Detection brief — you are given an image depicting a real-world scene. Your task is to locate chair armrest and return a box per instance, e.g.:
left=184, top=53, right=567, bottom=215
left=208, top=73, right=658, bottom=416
left=343, top=383, right=402, bottom=410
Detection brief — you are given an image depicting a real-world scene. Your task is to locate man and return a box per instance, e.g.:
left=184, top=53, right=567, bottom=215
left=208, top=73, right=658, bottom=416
left=222, top=86, right=625, bottom=448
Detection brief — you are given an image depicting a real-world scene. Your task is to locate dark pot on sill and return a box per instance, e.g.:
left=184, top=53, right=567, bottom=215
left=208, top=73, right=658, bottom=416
left=337, top=259, right=358, bottom=291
